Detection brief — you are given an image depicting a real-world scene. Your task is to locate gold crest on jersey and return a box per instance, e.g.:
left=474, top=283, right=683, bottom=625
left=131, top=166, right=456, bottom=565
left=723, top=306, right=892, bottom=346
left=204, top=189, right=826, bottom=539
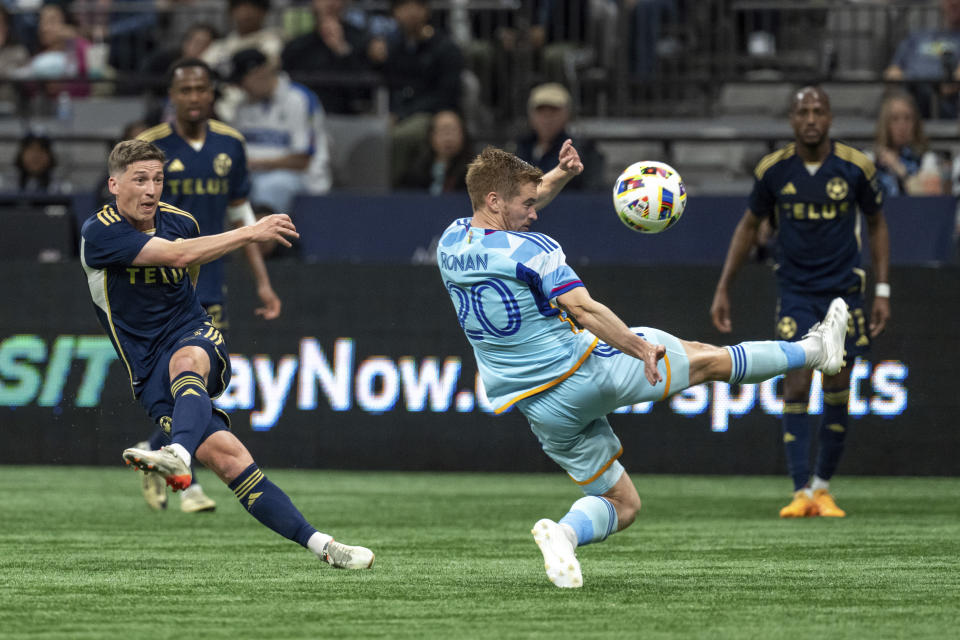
left=213, top=153, right=232, bottom=177
left=826, top=177, right=848, bottom=200
left=777, top=316, right=797, bottom=339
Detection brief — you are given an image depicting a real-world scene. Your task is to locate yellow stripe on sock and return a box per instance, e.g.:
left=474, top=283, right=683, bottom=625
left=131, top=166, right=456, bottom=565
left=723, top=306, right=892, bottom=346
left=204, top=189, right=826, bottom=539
left=171, top=375, right=205, bottom=396
left=823, top=390, right=850, bottom=405
left=783, top=403, right=808, bottom=414
left=233, top=470, right=264, bottom=499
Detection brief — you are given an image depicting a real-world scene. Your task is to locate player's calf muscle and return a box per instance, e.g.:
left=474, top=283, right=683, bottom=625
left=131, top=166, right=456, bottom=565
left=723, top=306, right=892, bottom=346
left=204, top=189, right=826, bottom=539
left=683, top=341, right=731, bottom=386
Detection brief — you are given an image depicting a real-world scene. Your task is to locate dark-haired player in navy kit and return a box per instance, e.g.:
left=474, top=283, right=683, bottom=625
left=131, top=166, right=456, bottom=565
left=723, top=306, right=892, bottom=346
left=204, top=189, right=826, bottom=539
left=711, top=86, right=891, bottom=518
left=81, top=139, right=373, bottom=569
left=135, top=58, right=282, bottom=513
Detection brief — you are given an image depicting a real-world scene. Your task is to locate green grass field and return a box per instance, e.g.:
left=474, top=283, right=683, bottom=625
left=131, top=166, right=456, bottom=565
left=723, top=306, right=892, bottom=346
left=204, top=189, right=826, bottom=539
left=1, top=468, right=957, bottom=640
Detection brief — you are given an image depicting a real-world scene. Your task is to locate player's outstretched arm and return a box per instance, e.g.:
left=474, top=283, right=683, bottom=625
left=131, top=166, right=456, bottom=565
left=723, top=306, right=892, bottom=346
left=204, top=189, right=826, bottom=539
left=710, top=209, right=761, bottom=333
left=557, top=286, right=664, bottom=385
left=535, top=138, right=584, bottom=211
left=866, top=210, right=891, bottom=337
left=133, top=214, right=299, bottom=269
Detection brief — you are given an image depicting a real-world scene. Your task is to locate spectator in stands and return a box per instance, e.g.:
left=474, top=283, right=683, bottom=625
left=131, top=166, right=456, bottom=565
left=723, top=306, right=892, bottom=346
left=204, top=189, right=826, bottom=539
left=512, top=82, right=604, bottom=191
left=397, top=109, right=472, bottom=193
left=884, top=0, right=960, bottom=119
left=229, top=48, right=332, bottom=213
left=0, top=4, right=30, bottom=80
left=14, top=131, right=70, bottom=193
left=529, top=0, right=592, bottom=84
left=202, top=0, right=284, bottom=78
left=141, top=23, right=218, bottom=97
left=868, top=90, right=946, bottom=196
left=368, top=0, right=464, bottom=187
left=72, top=0, right=156, bottom=78
left=21, top=1, right=90, bottom=97
left=282, top=0, right=373, bottom=114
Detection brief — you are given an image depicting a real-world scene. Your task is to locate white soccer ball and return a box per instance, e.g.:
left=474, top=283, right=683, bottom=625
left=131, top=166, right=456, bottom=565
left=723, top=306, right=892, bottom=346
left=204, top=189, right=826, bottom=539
left=612, top=161, right=687, bottom=233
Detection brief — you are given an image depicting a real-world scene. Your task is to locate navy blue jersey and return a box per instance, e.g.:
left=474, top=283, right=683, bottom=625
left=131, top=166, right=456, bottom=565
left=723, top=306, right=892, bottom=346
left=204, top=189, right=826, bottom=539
left=749, top=141, right=883, bottom=295
left=80, top=201, right=208, bottom=389
left=137, top=120, right=250, bottom=308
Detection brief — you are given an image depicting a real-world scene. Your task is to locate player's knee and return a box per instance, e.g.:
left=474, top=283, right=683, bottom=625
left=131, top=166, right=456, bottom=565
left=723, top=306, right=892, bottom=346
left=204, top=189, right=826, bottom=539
left=617, top=494, right=642, bottom=530
left=196, top=432, right=254, bottom=483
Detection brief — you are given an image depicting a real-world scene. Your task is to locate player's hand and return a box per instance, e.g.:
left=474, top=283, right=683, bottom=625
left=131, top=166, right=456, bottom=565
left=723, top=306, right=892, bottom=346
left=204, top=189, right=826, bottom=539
left=639, top=339, right=666, bottom=386
left=255, top=284, right=281, bottom=320
left=557, top=139, right=584, bottom=176
left=251, top=214, right=299, bottom=247
left=710, top=289, right=732, bottom=333
left=869, top=296, right=890, bottom=337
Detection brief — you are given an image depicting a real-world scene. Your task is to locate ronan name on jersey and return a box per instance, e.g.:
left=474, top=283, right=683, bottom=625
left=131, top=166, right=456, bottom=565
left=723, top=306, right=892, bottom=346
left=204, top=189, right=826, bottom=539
left=438, top=218, right=596, bottom=414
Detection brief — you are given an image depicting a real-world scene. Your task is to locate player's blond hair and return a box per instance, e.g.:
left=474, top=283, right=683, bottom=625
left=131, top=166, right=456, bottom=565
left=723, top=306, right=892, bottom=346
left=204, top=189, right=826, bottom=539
left=108, top=139, right=166, bottom=177
left=466, top=146, right=543, bottom=211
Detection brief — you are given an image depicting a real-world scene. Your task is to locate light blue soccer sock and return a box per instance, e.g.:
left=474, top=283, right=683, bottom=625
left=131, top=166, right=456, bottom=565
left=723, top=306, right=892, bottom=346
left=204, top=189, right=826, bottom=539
left=725, top=341, right=806, bottom=384
left=169, top=371, right=212, bottom=457
left=782, top=405, right=812, bottom=492
left=815, top=388, right=850, bottom=481
left=229, top=463, right=318, bottom=547
left=558, top=496, right=618, bottom=546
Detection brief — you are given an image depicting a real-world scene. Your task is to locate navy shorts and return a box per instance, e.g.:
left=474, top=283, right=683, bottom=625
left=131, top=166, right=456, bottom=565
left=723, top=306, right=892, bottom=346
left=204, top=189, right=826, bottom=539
left=776, top=289, right=870, bottom=359
left=134, top=323, right=233, bottom=438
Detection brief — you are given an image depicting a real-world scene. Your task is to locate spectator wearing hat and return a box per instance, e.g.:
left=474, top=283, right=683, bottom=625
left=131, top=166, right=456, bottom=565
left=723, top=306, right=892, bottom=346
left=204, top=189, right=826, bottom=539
left=512, top=82, right=604, bottom=191
left=229, top=48, right=332, bottom=213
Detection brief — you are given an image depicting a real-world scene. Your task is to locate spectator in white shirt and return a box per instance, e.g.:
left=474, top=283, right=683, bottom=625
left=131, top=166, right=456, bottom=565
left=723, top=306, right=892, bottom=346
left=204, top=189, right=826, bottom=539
left=228, top=48, right=332, bottom=213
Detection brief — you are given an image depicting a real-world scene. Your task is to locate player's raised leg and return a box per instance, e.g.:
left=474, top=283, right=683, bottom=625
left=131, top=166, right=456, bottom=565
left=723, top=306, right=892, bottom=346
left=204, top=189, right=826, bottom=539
left=123, top=345, right=217, bottom=490
left=686, top=297, right=849, bottom=388
left=197, top=429, right=374, bottom=569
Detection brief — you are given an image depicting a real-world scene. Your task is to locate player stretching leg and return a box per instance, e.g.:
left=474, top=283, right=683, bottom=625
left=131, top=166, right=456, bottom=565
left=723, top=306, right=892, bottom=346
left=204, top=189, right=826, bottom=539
left=82, top=140, right=373, bottom=569
left=437, top=144, right=848, bottom=588
left=135, top=58, right=286, bottom=514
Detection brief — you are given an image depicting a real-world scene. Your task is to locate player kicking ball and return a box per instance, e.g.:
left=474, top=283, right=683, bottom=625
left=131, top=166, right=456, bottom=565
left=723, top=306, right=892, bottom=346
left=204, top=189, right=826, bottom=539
left=81, top=140, right=373, bottom=570
left=437, top=143, right=848, bottom=588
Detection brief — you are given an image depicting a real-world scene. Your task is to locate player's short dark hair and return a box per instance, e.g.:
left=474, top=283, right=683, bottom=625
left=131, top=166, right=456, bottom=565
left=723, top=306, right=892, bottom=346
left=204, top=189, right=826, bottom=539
left=108, top=139, right=166, bottom=177
left=465, top=146, right=543, bottom=211
left=166, top=57, right=215, bottom=89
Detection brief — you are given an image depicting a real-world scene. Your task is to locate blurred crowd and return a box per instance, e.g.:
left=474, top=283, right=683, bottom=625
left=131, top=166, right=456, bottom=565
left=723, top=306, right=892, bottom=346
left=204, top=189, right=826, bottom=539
left=1, top=0, right=960, bottom=218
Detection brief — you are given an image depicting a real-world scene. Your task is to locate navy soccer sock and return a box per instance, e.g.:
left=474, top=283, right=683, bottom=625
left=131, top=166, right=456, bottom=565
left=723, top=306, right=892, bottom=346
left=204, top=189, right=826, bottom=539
left=169, top=371, right=212, bottom=457
left=147, top=427, right=166, bottom=450
left=815, top=388, right=850, bottom=481
left=229, top=463, right=318, bottom=547
left=782, top=404, right=811, bottom=492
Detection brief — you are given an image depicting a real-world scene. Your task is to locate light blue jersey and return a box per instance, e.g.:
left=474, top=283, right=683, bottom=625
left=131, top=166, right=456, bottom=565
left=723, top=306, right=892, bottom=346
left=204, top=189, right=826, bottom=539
left=438, top=218, right=597, bottom=413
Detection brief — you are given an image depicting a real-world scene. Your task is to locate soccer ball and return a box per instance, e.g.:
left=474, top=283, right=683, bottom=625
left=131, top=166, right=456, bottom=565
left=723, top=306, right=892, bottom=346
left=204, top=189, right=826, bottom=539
left=612, top=161, right=687, bottom=233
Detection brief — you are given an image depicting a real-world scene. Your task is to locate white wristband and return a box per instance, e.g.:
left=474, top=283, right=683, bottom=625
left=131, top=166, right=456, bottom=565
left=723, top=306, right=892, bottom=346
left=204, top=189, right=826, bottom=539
left=227, top=200, right=256, bottom=227
left=875, top=283, right=890, bottom=298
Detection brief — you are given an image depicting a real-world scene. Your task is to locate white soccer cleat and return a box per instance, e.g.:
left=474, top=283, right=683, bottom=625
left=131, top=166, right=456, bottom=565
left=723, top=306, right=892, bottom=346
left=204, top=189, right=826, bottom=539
left=141, top=471, right=168, bottom=510
left=322, top=539, right=375, bottom=570
left=805, top=297, right=849, bottom=376
left=123, top=445, right=192, bottom=492
left=180, top=484, right=216, bottom=513
left=134, top=441, right=168, bottom=510
left=532, top=518, right=582, bottom=588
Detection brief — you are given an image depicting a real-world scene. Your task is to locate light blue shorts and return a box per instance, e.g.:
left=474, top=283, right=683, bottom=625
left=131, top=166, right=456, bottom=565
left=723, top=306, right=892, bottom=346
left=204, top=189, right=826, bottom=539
left=516, top=327, right=690, bottom=495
